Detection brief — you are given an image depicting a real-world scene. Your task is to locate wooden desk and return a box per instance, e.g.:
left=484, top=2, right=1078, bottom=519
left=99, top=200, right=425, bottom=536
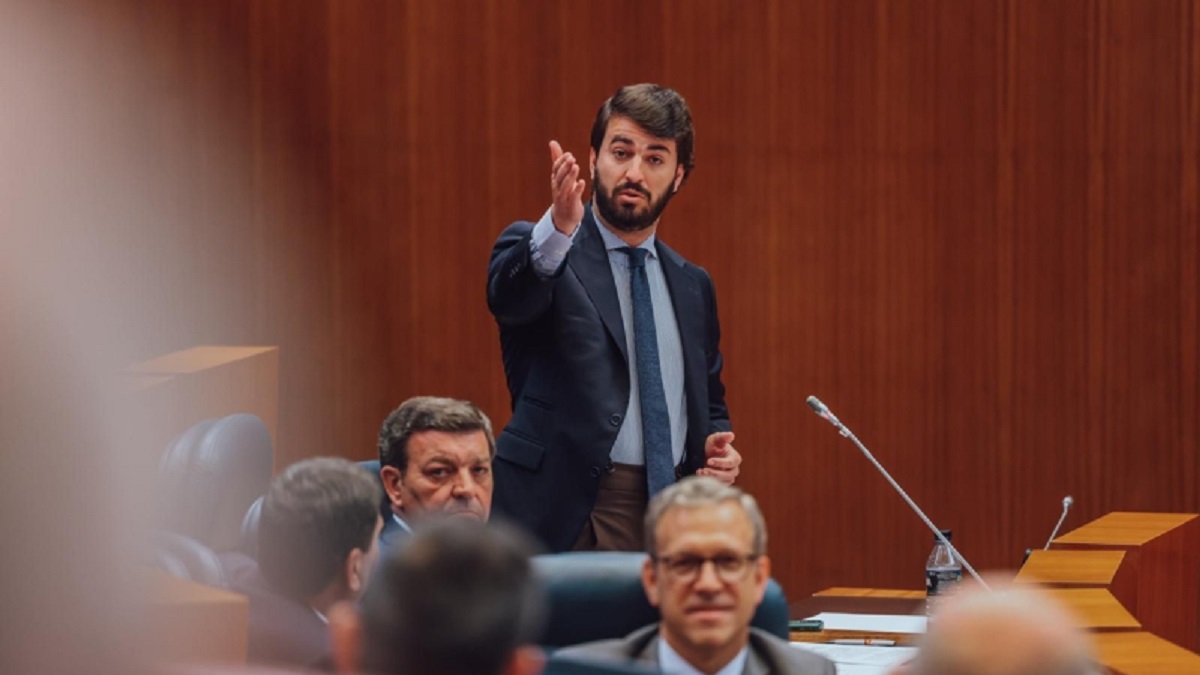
left=793, top=588, right=1197, bottom=675
left=789, top=589, right=924, bottom=646
left=1094, top=632, right=1200, bottom=674
left=146, top=569, right=249, bottom=665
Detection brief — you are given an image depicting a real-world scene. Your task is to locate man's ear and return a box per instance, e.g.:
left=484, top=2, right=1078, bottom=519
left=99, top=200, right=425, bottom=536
left=380, top=465, right=403, bottom=507
left=502, top=645, right=545, bottom=675
left=672, top=163, right=685, bottom=193
left=328, top=600, right=362, bottom=674
left=641, top=555, right=661, bottom=608
left=345, top=547, right=366, bottom=594
left=753, top=554, right=771, bottom=604
left=589, top=148, right=597, bottom=180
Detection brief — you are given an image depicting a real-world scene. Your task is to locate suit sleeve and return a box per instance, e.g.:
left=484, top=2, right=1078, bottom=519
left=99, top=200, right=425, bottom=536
left=487, top=219, right=567, bottom=327
left=701, top=269, right=732, bottom=434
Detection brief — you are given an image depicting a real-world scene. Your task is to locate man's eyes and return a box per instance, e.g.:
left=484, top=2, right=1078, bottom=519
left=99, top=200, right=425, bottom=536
left=670, top=555, right=738, bottom=569
left=610, top=148, right=666, bottom=165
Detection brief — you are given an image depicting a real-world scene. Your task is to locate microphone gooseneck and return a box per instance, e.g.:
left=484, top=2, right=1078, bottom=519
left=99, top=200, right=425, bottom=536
left=806, top=395, right=989, bottom=590
left=1044, top=495, right=1074, bottom=550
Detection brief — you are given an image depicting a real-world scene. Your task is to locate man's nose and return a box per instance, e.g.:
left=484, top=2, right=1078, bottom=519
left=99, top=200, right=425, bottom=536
left=624, top=156, right=645, bottom=184
left=451, top=471, right=478, bottom=496
left=693, top=560, right=724, bottom=590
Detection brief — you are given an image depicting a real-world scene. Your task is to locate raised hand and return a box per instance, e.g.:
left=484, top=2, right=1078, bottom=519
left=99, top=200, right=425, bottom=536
left=549, top=140, right=586, bottom=235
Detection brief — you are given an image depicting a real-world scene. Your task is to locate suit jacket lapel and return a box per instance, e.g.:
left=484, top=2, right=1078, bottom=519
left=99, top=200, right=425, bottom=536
left=631, top=630, right=661, bottom=666
left=570, top=208, right=628, bottom=364
left=742, top=646, right=769, bottom=675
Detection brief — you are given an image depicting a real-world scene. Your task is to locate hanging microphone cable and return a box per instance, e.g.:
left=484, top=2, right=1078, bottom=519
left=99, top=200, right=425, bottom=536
left=806, top=395, right=990, bottom=590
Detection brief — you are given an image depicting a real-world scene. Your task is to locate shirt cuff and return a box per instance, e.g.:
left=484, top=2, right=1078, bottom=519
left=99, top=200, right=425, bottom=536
left=530, top=206, right=577, bottom=277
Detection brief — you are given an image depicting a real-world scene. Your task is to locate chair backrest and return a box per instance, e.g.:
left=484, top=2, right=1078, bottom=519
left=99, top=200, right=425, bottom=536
left=158, top=413, right=273, bottom=551
left=151, top=530, right=229, bottom=588
left=238, top=495, right=265, bottom=559
left=237, top=459, right=385, bottom=562
left=531, top=551, right=790, bottom=648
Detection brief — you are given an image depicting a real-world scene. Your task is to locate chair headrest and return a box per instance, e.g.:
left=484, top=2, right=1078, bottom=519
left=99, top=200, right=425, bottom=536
left=158, top=414, right=273, bottom=551
left=531, top=550, right=791, bottom=647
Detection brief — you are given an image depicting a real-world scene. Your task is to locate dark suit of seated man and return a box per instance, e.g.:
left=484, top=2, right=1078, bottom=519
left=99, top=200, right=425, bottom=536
left=375, top=396, right=496, bottom=553
left=227, top=457, right=383, bottom=670
left=557, top=477, right=835, bottom=675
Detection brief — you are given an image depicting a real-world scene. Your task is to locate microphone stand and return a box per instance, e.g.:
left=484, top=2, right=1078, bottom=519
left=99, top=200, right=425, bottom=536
left=807, top=395, right=990, bottom=590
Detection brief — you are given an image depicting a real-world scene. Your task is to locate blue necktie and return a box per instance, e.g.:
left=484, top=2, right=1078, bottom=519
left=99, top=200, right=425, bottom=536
left=620, top=246, right=674, bottom=497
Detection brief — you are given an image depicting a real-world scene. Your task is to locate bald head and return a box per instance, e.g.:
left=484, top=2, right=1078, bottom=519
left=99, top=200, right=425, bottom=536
left=910, top=584, right=1096, bottom=675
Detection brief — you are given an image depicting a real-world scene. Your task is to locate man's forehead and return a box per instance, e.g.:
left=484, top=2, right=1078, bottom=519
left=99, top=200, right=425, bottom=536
left=408, top=429, right=490, bottom=457
left=604, top=116, right=676, bottom=153
left=655, top=502, right=754, bottom=548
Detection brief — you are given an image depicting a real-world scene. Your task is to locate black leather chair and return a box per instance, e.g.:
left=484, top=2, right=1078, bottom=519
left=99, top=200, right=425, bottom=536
left=157, top=413, right=273, bottom=553
left=238, top=458, right=386, bottom=560
left=151, top=530, right=229, bottom=588
left=532, top=551, right=790, bottom=648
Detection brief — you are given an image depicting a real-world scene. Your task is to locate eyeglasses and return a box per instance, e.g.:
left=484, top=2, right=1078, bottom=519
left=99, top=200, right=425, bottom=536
left=653, top=553, right=760, bottom=583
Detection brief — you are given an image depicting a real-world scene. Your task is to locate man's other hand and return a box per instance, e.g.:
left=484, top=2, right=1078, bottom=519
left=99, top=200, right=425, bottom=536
left=700, top=431, right=740, bottom=484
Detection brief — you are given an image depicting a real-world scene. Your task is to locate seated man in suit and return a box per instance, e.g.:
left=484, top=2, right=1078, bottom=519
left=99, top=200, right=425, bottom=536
left=894, top=582, right=1098, bottom=675
left=559, top=476, right=834, bottom=675
left=227, top=457, right=383, bottom=669
left=376, top=396, right=496, bottom=551
left=329, top=517, right=546, bottom=675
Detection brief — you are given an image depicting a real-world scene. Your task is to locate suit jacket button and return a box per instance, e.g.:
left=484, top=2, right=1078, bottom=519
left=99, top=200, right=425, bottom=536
left=589, top=466, right=602, bottom=478
left=608, top=413, right=623, bottom=426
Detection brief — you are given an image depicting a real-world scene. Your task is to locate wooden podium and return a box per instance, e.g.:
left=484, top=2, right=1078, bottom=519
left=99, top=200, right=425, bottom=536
left=1016, top=512, right=1200, bottom=673
left=146, top=569, right=248, bottom=665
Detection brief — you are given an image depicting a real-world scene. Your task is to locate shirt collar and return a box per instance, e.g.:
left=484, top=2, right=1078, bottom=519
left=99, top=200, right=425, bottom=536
left=392, top=513, right=412, bottom=533
left=657, top=635, right=749, bottom=675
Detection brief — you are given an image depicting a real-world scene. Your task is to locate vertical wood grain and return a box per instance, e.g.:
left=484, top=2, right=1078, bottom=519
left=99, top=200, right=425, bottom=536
left=109, top=0, right=1199, bottom=598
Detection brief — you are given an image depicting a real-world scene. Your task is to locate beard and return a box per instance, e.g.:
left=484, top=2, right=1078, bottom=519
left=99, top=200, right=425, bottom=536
left=592, top=173, right=675, bottom=233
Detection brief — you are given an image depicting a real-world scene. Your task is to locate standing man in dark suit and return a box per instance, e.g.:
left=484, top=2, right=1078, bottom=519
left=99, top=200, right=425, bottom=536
left=487, top=83, right=742, bottom=552
left=558, top=477, right=835, bottom=675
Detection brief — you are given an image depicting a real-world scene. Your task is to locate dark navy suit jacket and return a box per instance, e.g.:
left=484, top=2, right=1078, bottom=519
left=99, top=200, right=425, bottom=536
left=222, top=554, right=330, bottom=670
left=486, top=208, right=731, bottom=552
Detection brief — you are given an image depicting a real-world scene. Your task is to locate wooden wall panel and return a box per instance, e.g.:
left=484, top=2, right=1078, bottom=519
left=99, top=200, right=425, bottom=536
left=109, top=0, right=1198, bottom=600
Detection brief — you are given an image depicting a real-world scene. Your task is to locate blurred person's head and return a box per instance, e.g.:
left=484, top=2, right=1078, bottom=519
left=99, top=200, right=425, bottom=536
left=899, top=582, right=1097, bottom=675
left=377, top=396, right=495, bottom=523
left=330, top=518, right=545, bottom=675
left=641, top=476, right=770, bottom=674
left=258, top=458, right=383, bottom=613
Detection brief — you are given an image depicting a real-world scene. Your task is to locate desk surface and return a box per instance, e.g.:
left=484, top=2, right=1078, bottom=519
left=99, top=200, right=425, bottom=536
left=792, top=587, right=1198, bottom=675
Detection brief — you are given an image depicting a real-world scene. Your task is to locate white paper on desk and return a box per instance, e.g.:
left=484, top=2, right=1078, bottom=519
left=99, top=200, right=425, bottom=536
left=823, top=665, right=898, bottom=675
left=790, top=643, right=918, bottom=667
left=803, top=612, right=927, bottom=634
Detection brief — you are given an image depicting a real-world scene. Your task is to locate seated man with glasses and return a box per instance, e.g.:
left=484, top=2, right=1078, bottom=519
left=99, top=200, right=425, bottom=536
left=558, top=476, right=834, bottom=675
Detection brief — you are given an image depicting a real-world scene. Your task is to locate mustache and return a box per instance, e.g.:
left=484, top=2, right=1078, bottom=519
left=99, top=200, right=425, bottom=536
left=612, top=182, right=651, bottom=199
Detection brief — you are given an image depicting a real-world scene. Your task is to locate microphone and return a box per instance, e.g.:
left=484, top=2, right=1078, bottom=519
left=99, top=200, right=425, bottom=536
left=1043, top=496, right=1074, bottom=550
left=806, top=395, right=989, bottom=590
